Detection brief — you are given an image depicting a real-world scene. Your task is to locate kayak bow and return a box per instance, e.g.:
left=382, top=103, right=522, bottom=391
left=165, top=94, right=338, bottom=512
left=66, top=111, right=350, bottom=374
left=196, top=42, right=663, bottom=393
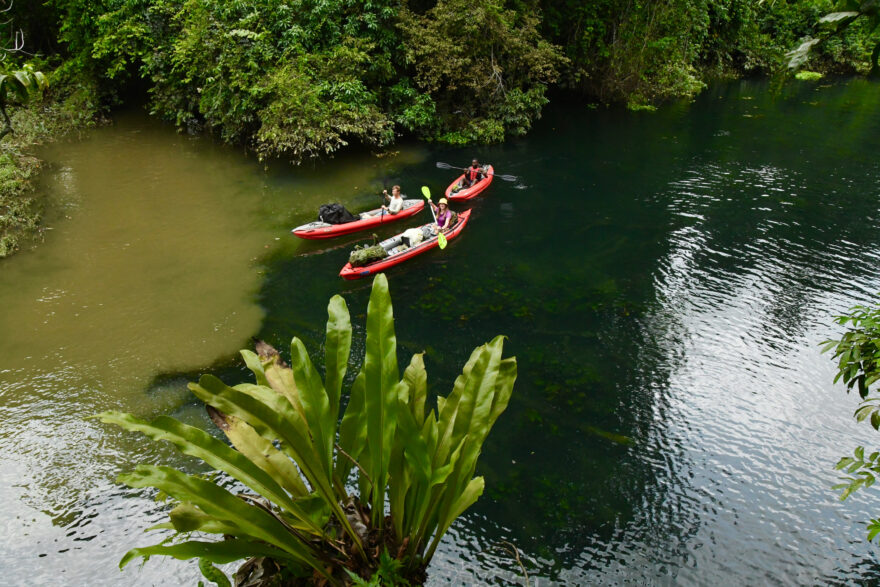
left=445, top=165, right=494, bottom=201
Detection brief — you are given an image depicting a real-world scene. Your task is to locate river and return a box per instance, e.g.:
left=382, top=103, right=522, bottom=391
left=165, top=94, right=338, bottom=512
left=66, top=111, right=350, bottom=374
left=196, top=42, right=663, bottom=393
left=2, top=79, right=880, bottom=584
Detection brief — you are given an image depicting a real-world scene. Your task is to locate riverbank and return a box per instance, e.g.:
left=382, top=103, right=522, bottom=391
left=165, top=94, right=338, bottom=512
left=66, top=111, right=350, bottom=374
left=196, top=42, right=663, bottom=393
left=0, top=85, right=102, bottom=258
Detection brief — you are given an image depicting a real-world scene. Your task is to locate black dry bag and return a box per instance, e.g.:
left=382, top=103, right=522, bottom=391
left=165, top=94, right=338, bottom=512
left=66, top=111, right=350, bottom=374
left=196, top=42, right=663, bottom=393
left=318, top=203, right=359, bottom=225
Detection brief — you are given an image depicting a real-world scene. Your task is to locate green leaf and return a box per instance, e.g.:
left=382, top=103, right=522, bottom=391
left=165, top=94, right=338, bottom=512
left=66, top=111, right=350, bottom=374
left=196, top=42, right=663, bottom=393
left=818, top=11, right=860, bottom=23
left=337, top=371, right=367, bottom=486
left=120, top=539, right=298, bottom=570
left=390, top=393, right=431, bottom=538
left=425, top=476, right=485, bottom=561
left=207, top=408, right=309, bottom=498
left=188, top=376, right=362, bottom=549
left=249, top=342, right=305, bottom=420
left=32, top=71, right=48, bottom=91
left=240, top=350, right=271, bottom=387
left=0, top=74, right=27, bottom=104
left=119, top=465, right=324, bottom=570
left=868, top=519, right=880, bottom=541
left=786, top=37, right=821, bottom=69
left=363, top=274, right=399, bottom=526
left=96, top=411, right=317, bottom=531
left=325, top=295, right=352, bottom=424
left=290, top=337, right=334, bottom=478
left=198, top=557, right=231, bottom=587
left=168, top=502, right=241, bottom=535
left=402, top=353, right=428, bottom=427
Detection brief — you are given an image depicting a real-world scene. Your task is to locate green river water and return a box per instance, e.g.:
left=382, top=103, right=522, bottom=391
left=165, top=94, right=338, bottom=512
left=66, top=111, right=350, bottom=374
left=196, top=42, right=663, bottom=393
left=2, top=79, right=880, bottom=584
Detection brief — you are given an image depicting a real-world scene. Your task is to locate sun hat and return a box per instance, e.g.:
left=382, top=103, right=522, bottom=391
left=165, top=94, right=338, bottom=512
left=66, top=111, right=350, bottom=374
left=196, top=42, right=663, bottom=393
left=438, top=198, right=448, bottom=205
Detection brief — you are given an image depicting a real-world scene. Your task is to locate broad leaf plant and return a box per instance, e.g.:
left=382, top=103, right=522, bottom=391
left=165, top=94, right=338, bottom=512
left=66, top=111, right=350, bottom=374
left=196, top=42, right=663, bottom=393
left=98, top=274, right=516, bottom=584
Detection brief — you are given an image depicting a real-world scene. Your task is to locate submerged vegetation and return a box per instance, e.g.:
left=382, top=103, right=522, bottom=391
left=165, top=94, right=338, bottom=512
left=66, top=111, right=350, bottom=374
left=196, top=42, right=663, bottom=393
left=98, top=274, right=517, bottom=584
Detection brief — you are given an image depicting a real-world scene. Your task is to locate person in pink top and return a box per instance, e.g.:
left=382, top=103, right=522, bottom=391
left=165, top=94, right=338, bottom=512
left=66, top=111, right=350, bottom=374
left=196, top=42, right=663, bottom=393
left=429, top=198, right=453, bottom=232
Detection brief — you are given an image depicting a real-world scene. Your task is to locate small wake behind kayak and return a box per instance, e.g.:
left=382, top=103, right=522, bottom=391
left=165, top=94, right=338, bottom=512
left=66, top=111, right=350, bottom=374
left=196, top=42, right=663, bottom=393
left=292, top=199, right=425, bottom=239
left=445, top=165, right=494, bottom=201
left=339, top=210, right=472, bottom=280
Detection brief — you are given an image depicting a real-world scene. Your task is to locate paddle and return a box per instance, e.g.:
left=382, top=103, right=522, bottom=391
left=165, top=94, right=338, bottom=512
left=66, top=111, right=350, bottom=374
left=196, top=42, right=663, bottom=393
left=380, top=185, right=391, bottom=223
left=436, top=161, right=518, bottom=182
left=421, top=185, right=447, bottom=249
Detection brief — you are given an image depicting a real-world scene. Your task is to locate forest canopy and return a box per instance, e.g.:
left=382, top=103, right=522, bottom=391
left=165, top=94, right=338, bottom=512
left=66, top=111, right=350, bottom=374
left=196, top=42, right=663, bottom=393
left=12, top=0, right=879, bottom=162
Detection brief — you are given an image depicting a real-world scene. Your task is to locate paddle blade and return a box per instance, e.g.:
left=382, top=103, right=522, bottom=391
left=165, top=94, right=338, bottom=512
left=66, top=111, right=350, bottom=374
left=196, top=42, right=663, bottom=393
left=438, top=231, right=447, bottom=249
left=497, top=174, right=518, bottom=182
left=421, top=185, right=432, bottom=199
left=436, top=162, right=454, bottom=170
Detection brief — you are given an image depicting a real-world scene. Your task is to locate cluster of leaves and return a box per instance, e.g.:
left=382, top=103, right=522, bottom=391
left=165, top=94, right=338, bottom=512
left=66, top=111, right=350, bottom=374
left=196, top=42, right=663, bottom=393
left=36, top=0, right=880, bottom=155
left=398, top=0, right=565, bottom=143
left=0, top=63, right=51, bottom=259
left=822, top=301, right=880, bottom=541
left=49, top=0, right=564, bottom=158
left=785, top=0, right=880, bottom=74
left=98, top=274, right=516, bottom=584
left=539, top=0, right=880, bottom=107
left=0, top=65, right=48, bottom=139
left=0, top=151, right=41, bottom=258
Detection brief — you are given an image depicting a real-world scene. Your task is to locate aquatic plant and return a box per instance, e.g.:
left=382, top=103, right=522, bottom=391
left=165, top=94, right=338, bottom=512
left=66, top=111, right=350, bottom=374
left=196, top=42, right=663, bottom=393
left=98, top=273, right=516, bottom=585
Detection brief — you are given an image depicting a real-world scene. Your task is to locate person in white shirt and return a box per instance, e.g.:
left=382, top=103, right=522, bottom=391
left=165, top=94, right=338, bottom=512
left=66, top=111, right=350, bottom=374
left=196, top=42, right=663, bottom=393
left=381, top=185, right=405, bottom=214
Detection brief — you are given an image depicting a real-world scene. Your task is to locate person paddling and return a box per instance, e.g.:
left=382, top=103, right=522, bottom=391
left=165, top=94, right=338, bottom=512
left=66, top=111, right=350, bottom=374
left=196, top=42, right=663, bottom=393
left=463, top=159, right=484, bottom=187
left=429, top=197, right=453, bottom=232
left=380, top=185, right=405, bottom=215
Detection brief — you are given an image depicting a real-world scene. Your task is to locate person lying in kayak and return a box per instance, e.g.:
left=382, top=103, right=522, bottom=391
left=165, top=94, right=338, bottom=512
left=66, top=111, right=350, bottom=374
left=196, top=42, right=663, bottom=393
left=430, top=197, right=453, bottom=231
left=378, top=185, right=405, bottom=215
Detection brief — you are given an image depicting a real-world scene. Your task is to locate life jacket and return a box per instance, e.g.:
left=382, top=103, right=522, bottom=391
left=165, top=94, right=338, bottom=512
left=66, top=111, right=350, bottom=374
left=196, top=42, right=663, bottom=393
left=466, top=166, right=482, bottom=182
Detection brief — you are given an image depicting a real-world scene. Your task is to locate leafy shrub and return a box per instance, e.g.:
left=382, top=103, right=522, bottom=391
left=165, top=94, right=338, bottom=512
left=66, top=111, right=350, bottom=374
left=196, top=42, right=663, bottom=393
left=99, top=274, right=516, bottom=584
left=398, top=0, right=565, bottom=143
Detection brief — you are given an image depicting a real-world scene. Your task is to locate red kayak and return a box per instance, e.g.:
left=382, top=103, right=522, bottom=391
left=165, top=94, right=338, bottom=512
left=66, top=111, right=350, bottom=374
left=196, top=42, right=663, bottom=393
left=445, top=165, right=494, bottom=201
left=339, top=210, right=472, bottom=280
left=291, top=199, right=425, bottom=239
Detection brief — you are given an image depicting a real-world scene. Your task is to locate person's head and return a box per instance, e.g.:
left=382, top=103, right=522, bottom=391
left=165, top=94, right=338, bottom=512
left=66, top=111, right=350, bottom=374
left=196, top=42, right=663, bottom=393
left=438, top=197, right=448, bottom=210
left=471, top=159, right=479, bottom=167
left=392, top=185, right=401, bottom=197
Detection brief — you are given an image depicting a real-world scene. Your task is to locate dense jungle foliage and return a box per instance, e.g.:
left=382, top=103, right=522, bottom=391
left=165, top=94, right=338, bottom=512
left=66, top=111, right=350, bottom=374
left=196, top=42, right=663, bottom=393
left=6, top=0, right=880, bottom=161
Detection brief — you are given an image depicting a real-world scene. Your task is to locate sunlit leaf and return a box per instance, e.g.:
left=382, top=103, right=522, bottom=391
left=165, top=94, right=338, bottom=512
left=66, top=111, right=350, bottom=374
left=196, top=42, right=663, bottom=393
left=818, top=11, right=860, bottom=23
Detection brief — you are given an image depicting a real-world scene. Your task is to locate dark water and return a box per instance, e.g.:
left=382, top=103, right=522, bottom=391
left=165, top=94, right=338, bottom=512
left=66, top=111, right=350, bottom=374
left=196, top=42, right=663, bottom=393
left=5, top=79, right=880, bottom=584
